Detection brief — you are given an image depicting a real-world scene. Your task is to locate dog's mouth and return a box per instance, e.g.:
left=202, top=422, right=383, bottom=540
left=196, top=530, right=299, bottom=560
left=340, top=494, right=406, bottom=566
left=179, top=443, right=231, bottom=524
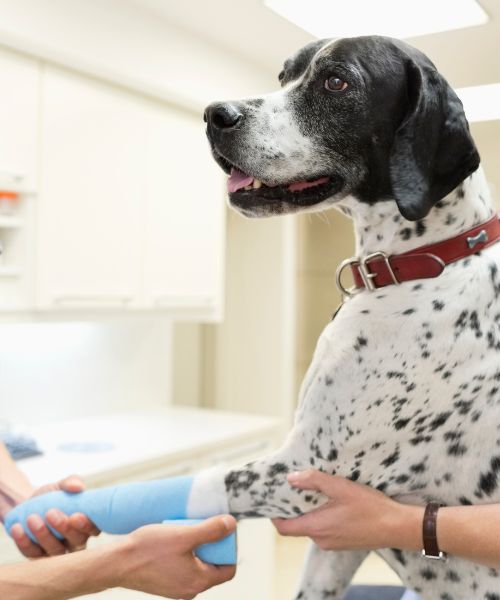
left=209, top=144, right=344, bottom=214
left=228, top=168, right=343, bottom=214
left=228, top=168, right=331, bottom=195
left=227, top=170, right=343, bottom=214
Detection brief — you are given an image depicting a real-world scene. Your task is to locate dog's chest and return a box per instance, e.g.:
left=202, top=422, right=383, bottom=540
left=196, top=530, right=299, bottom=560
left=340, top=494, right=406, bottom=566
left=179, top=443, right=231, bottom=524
left=296, top=245, right=500, bottom=504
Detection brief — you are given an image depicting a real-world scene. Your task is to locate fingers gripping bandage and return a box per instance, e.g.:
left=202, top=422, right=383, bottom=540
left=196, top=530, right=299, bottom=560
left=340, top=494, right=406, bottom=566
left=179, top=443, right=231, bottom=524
left=4, top=472, right=236, bottom=565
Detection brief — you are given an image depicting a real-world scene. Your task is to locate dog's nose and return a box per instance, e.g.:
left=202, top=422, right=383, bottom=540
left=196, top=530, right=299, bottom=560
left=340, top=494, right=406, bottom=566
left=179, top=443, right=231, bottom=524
left=204, top=103, right=243, bottom=129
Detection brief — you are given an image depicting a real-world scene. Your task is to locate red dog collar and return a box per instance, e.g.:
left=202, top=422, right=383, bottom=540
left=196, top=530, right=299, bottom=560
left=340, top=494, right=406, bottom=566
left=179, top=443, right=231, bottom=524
left=336, top=214, right=500, bottom=297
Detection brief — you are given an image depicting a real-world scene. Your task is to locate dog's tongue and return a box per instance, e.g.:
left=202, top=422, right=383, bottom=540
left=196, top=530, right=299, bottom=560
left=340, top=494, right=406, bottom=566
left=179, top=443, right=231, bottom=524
left=227, top=169, right=330, bottom=193
left=288, top=176, right=330, bottom=192
left=228, top=168, right=254, bottom=193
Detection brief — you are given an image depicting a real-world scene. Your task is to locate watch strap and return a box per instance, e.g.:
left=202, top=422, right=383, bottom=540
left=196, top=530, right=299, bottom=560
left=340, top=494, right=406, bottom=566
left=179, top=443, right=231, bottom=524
left=422, top=502, right=446, bottom=560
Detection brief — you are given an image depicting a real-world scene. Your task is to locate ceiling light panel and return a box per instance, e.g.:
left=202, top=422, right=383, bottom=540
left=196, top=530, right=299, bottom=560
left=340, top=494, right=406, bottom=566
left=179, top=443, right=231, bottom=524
left=264, top=0, right=488, bottom=40
left=456, top=83, right=500, bottom=123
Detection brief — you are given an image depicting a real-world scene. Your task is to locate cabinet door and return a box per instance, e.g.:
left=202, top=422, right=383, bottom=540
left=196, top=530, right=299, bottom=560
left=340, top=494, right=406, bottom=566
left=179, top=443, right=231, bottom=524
left=0, top=48, right=39, bottom=310
left=0, top=48, right=39, bottom=190
left=36, top=66, right=145, bottom=309
left=142, top=103, right=226, bottom=317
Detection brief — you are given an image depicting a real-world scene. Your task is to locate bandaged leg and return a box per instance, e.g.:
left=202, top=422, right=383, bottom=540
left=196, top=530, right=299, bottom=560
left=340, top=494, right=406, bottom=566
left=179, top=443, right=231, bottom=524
left=5, top=471, right=235, bottom=564
left=5, top=435, right=327, bottom=566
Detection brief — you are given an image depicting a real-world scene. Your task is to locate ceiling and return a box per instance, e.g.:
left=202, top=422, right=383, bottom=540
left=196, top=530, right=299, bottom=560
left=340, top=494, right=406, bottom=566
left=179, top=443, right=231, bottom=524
left=130, top=0, right=500, bottom=88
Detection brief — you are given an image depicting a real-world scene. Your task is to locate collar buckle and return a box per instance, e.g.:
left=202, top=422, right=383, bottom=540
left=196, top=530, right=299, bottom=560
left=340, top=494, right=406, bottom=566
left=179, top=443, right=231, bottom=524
left=335, top=256, right=362, bottom=299
left=335, top=251, right=399, bottom=297
left=360, top=251, right=399, bottom=290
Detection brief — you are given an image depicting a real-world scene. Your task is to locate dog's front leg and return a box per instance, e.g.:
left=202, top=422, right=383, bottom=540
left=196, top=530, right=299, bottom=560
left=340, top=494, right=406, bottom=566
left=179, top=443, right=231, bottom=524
left=293, top=543, right=368, bottom=600
left=188, top=431, right=329, bottom=520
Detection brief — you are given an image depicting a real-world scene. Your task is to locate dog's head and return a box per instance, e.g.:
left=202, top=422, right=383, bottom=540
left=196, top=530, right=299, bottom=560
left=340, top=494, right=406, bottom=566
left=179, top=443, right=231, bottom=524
left=204, top=36, right=479, bottom=221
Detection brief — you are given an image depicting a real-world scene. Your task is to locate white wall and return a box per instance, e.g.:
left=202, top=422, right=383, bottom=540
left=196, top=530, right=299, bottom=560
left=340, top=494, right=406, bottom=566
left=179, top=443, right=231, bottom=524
left=0, top=318, right=172, bottom=425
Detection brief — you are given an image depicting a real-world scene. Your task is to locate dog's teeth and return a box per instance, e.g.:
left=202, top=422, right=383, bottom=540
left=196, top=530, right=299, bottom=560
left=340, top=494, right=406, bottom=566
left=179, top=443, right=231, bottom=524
left=244, top=185, right=252, bottom=190
left=253, top=179, right=262, bottom=189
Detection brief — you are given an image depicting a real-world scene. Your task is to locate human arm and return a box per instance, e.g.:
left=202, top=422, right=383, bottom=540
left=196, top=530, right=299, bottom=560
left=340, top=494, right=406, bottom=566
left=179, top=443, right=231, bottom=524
left=0, top=443, right=98, bottom=556
left=272, top=469, right=500, bottom=570
left=0, top=515, right=236, bottom=600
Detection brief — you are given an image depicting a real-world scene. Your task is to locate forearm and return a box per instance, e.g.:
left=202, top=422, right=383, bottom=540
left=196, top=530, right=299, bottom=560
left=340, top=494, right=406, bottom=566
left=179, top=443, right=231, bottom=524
left=0, top=445, right=33, bottom=520
left=0, top=543, right=122, bottom=600
left=389, top=502, right=500, bottom=569
left=438, top=504, right=500, bottom=568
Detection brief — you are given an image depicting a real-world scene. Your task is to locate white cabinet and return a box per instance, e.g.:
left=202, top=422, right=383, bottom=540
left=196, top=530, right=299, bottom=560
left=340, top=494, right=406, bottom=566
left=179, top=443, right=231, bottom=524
left=36, top=67, right=145, bottom=310
left=35, top=65, right=225, bottom=317
left=0, top=48, right=39, bottom=311
left=0, top=47, right=225, bottom=319
left=0, top=48, right=39, bottom=191
left=141, top=102, right=225, bottom=314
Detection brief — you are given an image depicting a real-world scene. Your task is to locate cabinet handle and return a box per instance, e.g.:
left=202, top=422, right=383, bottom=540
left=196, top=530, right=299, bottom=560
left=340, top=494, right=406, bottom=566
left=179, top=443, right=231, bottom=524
left=154, top=296, right=213, bottom=308
left=53, top=294, right=133, bottom=307
left=0, top=170, right=35, bottom=196
left=0, top=169, right=25, bottom=183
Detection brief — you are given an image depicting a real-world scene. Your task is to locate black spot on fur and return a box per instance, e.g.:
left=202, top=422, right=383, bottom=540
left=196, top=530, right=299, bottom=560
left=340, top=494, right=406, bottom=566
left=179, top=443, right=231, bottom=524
left=477, top=456, right=500, bottom=497
left=420, top=567, right=437, bottom=580
left=429, top=411, right=452, bottom=431
left=381, top=449, right=400, bottom=467
left=415, top=220, right=426, bottom=236
left=391, top=548, right=407, bottom=566
left=446, top=570, right=461, bottom=583
left=327, top=448, right=338, bottom=461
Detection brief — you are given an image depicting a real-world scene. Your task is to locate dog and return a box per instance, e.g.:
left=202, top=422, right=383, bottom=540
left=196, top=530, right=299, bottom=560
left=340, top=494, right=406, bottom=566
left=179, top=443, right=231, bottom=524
left=191, top=36, right=500, bottom=599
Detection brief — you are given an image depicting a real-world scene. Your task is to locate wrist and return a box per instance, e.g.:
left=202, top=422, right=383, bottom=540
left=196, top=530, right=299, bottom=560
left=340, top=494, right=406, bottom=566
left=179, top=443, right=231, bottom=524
left=110, top=534, right=145, bottom=591
left=383, top=501, right=424, bottom=551
left=87, top=541, right=131, bottom=592
left=436, top=506, right=454, bottom=554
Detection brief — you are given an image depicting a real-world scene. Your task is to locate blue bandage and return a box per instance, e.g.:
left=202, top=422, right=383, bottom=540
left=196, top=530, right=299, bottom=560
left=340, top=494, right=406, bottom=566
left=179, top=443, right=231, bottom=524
left=5, top=477, right=194, bottom=538
left=4, top=477, right=236, bottom=565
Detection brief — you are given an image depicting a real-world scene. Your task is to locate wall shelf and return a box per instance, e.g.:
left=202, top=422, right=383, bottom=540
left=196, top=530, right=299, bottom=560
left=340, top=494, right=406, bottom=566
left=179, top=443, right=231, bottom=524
left=0, top=266, right=21, bottom=277
left=0, top=216, right=22, bottom=229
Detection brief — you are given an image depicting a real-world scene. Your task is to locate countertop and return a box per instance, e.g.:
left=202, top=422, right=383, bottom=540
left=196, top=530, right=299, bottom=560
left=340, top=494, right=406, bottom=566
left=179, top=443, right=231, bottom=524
left=16, top=407, right=282, bottom=487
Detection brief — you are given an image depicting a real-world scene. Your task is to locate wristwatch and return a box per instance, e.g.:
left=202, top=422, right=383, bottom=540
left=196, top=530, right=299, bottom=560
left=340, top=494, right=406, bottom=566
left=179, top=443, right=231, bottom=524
left=421, top=502, right=447, bottom=561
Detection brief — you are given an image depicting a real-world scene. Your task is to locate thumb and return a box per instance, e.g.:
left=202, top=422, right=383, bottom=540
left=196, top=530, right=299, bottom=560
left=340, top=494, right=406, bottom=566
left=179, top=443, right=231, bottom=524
left=272, top=513, right=316, bottom=537
left=58, top=475, right=85, bottom=493
left=184, top=515, right=236, bottom=549
left=287, top=470, right=336, bottom=496
left=31, top=475, right=84, bottom=497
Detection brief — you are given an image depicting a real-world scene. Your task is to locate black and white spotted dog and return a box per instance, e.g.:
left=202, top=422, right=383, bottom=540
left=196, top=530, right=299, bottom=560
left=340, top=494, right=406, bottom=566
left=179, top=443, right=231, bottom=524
left=190, top=36, right=500, bottom=599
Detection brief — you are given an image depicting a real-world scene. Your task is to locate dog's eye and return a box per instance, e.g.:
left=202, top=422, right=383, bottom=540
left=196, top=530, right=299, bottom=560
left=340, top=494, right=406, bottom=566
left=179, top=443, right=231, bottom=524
left=278, top=70, right=285, bottom=82
left=325, top=77, right=348, bottom=92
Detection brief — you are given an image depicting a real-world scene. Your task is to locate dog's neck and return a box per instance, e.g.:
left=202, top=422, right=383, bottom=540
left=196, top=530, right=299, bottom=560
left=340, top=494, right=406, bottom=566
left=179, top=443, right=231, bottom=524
left=336, top=166, right=496, bottom=257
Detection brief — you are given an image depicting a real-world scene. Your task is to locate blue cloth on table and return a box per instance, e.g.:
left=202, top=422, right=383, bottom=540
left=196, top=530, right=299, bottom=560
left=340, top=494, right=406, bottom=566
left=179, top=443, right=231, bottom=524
left=1, top=431, right=42, bottom=460
left=343, top=586, right=414, bottom=600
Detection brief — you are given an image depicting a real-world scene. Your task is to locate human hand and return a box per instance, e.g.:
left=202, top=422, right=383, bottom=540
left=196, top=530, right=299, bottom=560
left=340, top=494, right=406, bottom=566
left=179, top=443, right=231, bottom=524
left=273, top=470, right=423, bottom=551
left=119, top=515, right=237, bottom=599
left=10, top=475, right=100, bottom=558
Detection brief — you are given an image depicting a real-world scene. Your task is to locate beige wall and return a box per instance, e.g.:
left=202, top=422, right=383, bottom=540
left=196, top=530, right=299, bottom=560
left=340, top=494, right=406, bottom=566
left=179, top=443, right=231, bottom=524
left=471, top=120, right=500, bottom=208
left=295, top=210, right=354, bottom=396
left=174, top=207, right=297, bottom=433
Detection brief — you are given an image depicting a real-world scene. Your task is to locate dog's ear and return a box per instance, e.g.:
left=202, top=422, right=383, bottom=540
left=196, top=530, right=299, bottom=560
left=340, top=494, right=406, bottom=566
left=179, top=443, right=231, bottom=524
left=389, top=59, right=480, bottom=221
